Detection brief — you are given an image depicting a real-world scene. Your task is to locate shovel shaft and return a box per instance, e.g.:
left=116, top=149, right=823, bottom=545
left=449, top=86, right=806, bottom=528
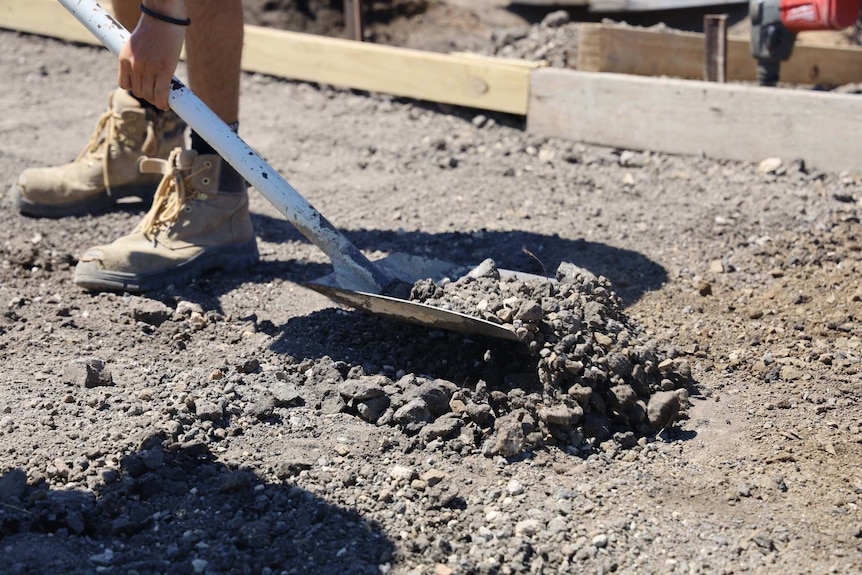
left=58, top=0, right=389, bottom=293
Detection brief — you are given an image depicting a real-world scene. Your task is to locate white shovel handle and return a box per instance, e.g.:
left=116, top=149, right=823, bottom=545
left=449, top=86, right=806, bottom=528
left=58, top=0, right=388, bottom=293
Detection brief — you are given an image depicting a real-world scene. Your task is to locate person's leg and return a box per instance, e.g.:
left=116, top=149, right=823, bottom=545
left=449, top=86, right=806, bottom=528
left=110, top=0, right=140, bottom=32
left=185, top=0, right=243, bottom=126
left=74, top=0, right=258, bottom=293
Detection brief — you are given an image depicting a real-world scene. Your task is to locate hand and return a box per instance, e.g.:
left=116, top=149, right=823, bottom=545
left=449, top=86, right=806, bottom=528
left=118, top=1, right=188, bottom=111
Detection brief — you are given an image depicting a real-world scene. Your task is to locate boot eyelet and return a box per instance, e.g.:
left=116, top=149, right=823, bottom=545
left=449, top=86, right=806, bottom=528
left=201, top=177, right=211, bottom=185
left=204, top=161, right=213, bottom=169
left=183, top=205, right=192, bottom=212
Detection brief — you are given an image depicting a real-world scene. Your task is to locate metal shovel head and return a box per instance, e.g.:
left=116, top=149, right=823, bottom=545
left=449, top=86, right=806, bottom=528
left=305, top=253, right=526, bottom=341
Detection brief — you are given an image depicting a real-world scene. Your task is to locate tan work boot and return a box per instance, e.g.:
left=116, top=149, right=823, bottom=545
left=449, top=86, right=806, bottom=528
left=10, top=88, right=185, bottom=218
left=74, top=148, right=259, bottom=293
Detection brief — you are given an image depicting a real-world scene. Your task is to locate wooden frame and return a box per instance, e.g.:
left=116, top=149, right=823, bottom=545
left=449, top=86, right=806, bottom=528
left=528, top=68, right=862, bottom=172
left=577, top=22, right=862, bottom=86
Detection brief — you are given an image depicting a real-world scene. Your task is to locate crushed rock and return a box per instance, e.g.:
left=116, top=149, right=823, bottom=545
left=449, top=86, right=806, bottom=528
left=330, top=259, right=692, bottom=457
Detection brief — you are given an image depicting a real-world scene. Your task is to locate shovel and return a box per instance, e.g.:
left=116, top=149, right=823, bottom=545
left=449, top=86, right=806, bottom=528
left=59, top=0, right=524, bottom=342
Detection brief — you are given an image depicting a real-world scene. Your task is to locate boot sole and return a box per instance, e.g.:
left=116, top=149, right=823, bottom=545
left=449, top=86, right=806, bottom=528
left=74, top=239, right=260, bottom=293
left=9, top=182, right=157, bottom=219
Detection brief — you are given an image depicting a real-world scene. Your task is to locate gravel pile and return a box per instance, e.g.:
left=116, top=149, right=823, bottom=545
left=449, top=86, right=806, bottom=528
left=486, top=11, right=581, bottom=68
left=400, top=259, right=692, bottom=456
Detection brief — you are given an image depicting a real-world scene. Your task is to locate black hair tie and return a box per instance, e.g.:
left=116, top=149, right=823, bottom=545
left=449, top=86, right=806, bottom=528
left=139, top=4, right=191, bottom=27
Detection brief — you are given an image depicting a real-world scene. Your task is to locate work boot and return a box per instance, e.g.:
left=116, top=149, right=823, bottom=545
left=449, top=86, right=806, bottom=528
left=10, top=88, right=186, bottom=218
left=74, top=148, right=259, bottom=293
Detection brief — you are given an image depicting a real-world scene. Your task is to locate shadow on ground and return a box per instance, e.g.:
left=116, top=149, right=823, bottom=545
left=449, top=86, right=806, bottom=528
left=250, top=213, right=668, bottom=306
left=0, top=438, right=394, bottom=575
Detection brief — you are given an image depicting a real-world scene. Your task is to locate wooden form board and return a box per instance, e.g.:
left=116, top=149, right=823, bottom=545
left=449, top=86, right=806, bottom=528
left=0, top=0, right=536, bottom=115
left=577, top=23, right=862, bottom=86
left=241, top=26, right=537, bottom=115
left=528, top=67, right=862, bottom=172
left=0, top=0, right=103, bottom=45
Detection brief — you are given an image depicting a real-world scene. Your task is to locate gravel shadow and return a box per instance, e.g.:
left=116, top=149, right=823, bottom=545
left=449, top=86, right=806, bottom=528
left=251, top=214, right=668, bottom=306
left=0, top=438, right=394, bottom=574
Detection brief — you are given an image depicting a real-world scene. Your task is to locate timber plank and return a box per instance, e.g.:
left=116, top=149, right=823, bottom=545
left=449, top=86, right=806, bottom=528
left=577, top=23, right=862, bottom=86
left=241, top=26, right=531, bottom=114
left=0, top=0, right=102, bottom=45
left=528, top=68, right=862, bottom=172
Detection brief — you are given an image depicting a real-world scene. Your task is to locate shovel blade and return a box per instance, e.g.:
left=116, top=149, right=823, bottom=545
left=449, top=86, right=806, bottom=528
left=305, top=253, right=523, bottom=341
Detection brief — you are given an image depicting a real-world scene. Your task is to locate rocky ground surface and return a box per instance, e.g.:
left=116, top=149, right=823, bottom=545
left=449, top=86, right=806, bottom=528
left=1, top=2, right=862, bottom=574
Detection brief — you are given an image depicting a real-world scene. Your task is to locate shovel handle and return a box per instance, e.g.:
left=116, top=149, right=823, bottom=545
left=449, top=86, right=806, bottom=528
left=57, top=0, right=389, bottom=293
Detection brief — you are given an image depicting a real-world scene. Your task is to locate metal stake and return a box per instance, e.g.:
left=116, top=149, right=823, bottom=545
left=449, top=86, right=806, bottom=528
left=345, top=0, right=364, bottom=42
left=704, top=14, right=728, bottom=82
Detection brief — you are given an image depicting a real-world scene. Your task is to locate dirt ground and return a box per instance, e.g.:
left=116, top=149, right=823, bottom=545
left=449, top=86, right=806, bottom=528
left=1, top=1, right=862, bottom=574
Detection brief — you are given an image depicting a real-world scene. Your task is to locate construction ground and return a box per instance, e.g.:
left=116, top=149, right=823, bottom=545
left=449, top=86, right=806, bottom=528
left=0, top=0, right=861, bottom=573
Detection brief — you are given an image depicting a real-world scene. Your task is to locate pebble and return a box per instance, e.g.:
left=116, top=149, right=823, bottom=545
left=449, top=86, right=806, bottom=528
left=64, top=358, right=114, bottom=388
left=507, top=479, right=525, bottom=496
left=758, top=157, right=783, bottom=175
left=515, top=518, right=541, bottom=537
left=389, top=465, right=418, bottom=481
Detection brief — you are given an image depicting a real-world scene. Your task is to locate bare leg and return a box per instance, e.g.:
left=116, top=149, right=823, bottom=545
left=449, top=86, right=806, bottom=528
left=185, top=0, right=244, bottom=125
left=111, top=0, right=242, bottom=125
left=111, top=0, right=139, bottom=32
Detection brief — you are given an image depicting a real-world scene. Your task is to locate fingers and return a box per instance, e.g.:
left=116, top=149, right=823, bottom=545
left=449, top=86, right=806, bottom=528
left=118, top=59, right=171, bottom=110
left=117, top=59, right=132, bottom=93
left=152, top=71, right=171, bottom=111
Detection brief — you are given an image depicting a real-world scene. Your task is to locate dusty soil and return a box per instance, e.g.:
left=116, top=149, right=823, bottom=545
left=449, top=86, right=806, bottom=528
left=2, top=2, right=862, bottom=574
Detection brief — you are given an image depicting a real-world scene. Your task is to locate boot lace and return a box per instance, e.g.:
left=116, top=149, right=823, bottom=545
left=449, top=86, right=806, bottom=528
left=141, top=149, right=208, bottom=239
left=76, top=102, right=159, bottom=197
left=75, top=109, right=116, bottom=193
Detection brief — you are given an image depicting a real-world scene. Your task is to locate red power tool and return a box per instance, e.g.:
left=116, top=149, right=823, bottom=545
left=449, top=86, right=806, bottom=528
left=750, top=0, right=860, bottom=85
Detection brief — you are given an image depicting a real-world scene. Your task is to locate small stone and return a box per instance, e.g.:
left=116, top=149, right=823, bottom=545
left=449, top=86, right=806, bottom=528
left=89, top=549, right=114, bottom=566
left=175, top=300, right=204, bottom=318
left=538, top=404, right=582, bottom=427
left=64, top=358, right=113, bottom=388
left=389, top=465, right=417, bottom=482
left=421, top=469, right=446, bottom=487
left=692, top=278, right=713, bottom=296
left=338, top=377, right=387, bottom=402
left=419, top=414, right=462, bottom=443
left=515, top=518, right=541, bottom=537
left=647, top=391, right=680, bottom=430
left=192, top=559, right=208, bottom=574
left=758, top=157, right=783, bottom=175
left=507, top=479, right=524, bottom=496
left=541, top=9, right=570, bottom=27
left=238, top=358, right=260, bottom=374
left=129, top=297, right=171, bottom=326
left=393, top=398, right=433, bottom=433
left=591, top=534, right=609, bottom=549
left=467, top=259, right=500, bottom=280
left=195, top=399, right=225, bottom=421
left=356, top=396, right=390, bottom=423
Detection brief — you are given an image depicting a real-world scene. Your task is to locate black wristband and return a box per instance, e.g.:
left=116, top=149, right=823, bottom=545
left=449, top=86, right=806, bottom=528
left=139, top=4, right=191, bottom=27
